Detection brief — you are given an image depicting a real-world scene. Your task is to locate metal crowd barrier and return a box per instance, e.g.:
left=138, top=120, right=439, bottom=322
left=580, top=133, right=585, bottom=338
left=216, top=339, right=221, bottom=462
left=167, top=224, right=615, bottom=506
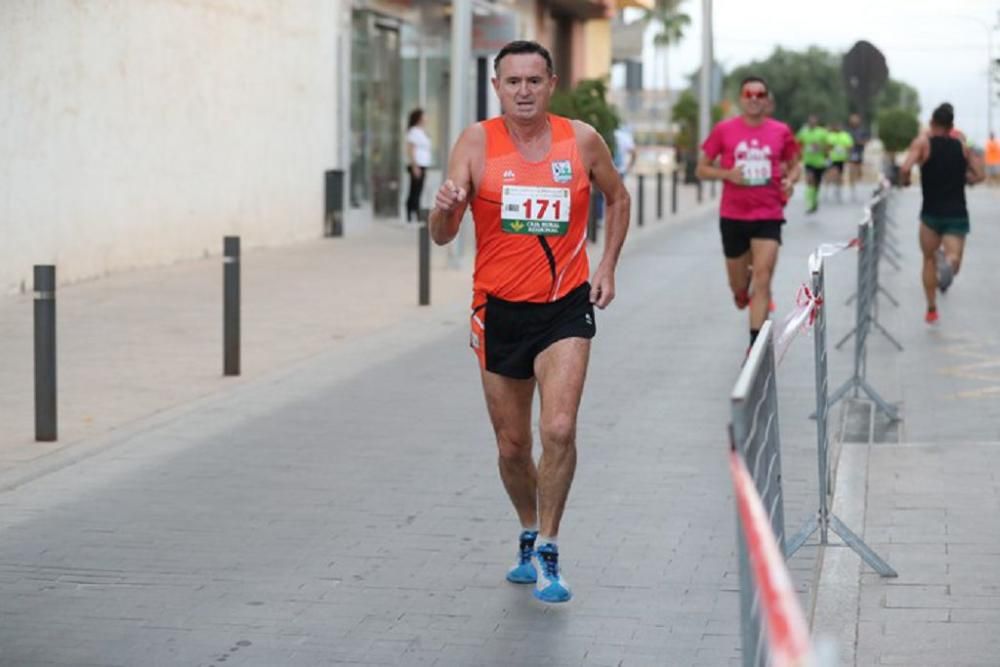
left=836, top=187, right=903, bottom=351
left=730, top=320, right=786, bottom=667
left=827, top=192, right=899, bottom=420
left=785, top=253, right=896, bottom=577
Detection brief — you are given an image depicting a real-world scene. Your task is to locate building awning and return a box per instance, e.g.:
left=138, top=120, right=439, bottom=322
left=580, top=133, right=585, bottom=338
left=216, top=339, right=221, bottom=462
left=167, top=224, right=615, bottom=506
left=545, top=0, right=614, bottom=20
left=616, top=0, right=654, bottom=9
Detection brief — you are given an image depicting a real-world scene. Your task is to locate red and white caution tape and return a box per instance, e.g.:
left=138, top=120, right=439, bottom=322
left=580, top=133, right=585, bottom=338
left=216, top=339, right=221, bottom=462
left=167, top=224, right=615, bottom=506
left=729, top=446, right=816, bottom=667
left=814, top=237, right=859, bottom=259
left=774, top=284, right=823, bottom=365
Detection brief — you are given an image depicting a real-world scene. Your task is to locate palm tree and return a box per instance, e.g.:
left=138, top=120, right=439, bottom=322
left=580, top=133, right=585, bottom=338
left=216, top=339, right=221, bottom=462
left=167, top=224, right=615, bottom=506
left=644, top=0, right=691, bottom=93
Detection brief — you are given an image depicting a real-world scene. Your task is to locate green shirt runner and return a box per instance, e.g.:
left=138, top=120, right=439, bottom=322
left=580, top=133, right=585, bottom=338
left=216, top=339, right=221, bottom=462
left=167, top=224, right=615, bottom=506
left=797, top=125, right=830, bottom=168
left=828, top=130, right=853, bottom=163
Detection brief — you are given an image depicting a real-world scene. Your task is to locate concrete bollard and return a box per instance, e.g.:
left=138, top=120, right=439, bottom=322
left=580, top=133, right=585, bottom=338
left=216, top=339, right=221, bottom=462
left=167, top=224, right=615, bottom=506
left=223, top=236, right=240, bottom=376
left=587, top=190, right=599, bottom=243
left=418, top=208, right=430, bottom=306
left=657, top=171, right=663, bottom=221
left=671, top=169, right=679, bottom=215
left=637, top=174, right=645, bottom=227
left=33, top=265, right=57, bottom=442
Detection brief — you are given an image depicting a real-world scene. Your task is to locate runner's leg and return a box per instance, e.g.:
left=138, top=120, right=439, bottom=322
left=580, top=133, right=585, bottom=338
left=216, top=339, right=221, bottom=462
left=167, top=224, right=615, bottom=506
left=726, top=252, right=752, bottom=307
left=480, top=370, right=538, bottom=529
left=941, top=233, right=967, bottom=275
left=532, top=337, right=590, bottom=540
left=749, top=238, right=779, bottom=332
left=919, top=223, right=942, bottom=311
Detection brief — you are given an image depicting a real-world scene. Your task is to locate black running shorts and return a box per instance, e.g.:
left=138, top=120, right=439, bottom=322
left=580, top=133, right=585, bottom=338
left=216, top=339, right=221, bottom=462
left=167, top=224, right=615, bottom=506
left=806, top=165, right=827, bottom=184
left=478, top=282, right=596, bottom=379
left=719, top=218, right=784, bottom=259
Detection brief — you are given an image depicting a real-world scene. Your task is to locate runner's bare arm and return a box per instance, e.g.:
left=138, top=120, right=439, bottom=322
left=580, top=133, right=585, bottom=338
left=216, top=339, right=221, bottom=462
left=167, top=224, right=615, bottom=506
left=429, top=125, right=483, bottom=245
left=696, top=151, right=742, bottom=184
left=781, top=155, right=801, bottom=196
left=899, top=135, right=928, bottom=187
left=575, top=121, right=629, bottom=309
left=965, top=145, right=985, bottom=184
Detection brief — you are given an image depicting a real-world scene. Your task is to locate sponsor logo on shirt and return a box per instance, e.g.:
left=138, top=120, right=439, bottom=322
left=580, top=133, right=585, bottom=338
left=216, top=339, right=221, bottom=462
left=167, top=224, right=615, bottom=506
left=551, top=160, right=572, bottom=183
left=503, top=169, right=516, bottom=181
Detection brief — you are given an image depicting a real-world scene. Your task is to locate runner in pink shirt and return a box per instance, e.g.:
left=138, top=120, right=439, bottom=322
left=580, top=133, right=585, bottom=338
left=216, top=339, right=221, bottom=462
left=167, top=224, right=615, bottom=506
left=696, top=75, right=801, bottom=348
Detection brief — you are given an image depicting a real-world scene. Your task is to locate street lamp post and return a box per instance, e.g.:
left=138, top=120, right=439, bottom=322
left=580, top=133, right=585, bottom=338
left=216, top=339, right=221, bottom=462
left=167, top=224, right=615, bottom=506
left=698, top=0, right=713, bottom=154
left=946, top=13, right=998, bottom=138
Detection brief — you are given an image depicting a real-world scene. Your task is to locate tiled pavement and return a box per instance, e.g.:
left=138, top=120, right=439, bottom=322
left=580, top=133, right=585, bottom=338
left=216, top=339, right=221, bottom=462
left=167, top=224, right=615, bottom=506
left=0, top=182, right=997, bottom=665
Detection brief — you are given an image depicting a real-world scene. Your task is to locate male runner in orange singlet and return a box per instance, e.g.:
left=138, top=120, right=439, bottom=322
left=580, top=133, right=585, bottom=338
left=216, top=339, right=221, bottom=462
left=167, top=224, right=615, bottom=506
left=429, top=40, right=630, bottom=603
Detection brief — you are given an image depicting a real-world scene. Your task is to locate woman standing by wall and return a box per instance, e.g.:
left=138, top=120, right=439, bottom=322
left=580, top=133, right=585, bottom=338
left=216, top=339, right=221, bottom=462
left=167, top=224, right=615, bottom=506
left=405, top=108, right=433, bottom=222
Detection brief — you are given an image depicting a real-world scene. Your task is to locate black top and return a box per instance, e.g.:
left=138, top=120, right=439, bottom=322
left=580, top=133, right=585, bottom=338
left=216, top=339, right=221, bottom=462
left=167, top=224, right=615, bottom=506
left=920, top=135, right=967, bottom=217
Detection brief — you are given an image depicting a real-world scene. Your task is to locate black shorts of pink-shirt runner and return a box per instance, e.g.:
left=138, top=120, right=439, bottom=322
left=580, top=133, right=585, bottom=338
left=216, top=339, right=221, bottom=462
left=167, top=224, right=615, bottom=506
left=719, top=217, right=784, bottom=259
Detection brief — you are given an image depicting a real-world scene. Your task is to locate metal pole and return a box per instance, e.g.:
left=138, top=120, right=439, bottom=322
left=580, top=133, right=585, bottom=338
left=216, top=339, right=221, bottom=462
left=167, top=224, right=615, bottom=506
left=697, top=179, right=703, bottom=203
left=656, top=171, right=663, bottom=220
left=988, top=23, right=994, bottom=136
left=812, top=261, right=830, bottom=545
left=698, top=0, right=713, bottom=156
left=418, top=208, right=431, bottom=306
left=637, top=174, right=645, bottom=227
left=446, top=0, right=472, bottom=269
left=33, top=265, right=57, bottom=442
left=223, top=236, right=240, bottom=377
left=671, top=168, right=678, bottom=214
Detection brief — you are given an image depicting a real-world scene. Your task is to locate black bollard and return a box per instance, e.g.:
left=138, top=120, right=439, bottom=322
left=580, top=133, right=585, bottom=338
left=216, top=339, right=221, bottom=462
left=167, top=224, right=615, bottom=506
left=324, top=169, right=344, bottom=237
left=33, top=265, right=57, bottom=442
left=697, top=178, right=703, bottom=203
left=588, top=189, right=599, bottom=243
left=637, top=174, right=645, bottom=227
left=418, top=208, right=430, bottom=306
left=671, top=169, right=679, bottom=215
left=657, top=171, right=663, bottom=221
left=223, top=236, right=240, bottom=376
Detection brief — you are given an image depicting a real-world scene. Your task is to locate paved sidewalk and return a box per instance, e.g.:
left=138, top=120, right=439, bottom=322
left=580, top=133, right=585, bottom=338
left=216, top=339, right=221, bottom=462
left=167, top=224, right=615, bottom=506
left=811, top=186, right=1000, bottom=666
left=0, top=178, right=707, bottom=477
left=0, top=177, right=996, bottom=666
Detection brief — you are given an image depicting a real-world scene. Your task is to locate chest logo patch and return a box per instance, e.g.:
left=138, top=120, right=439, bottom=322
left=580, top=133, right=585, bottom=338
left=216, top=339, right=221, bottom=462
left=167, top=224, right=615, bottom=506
left=551, top=160, right=572, bottom=183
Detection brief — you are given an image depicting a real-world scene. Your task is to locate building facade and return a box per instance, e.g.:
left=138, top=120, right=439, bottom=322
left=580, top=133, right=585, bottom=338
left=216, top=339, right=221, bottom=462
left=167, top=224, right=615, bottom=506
left=2, top=0, right=618, bottom=293
left=2, top=0, right=345, bottom=292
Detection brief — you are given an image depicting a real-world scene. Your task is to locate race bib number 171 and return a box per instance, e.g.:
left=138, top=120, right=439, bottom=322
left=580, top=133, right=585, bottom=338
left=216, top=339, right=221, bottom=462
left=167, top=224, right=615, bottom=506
left=501, top=186, right=571, bottom=236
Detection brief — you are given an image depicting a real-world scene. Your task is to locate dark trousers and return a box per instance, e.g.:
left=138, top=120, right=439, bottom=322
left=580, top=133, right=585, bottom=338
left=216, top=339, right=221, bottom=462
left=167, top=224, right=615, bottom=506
left=406, top=167, right=426, bottom=221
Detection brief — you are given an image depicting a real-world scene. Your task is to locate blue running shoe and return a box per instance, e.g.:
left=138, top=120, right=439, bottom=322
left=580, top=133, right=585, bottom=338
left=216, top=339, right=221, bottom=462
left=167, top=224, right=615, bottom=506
left=505, top=530, right=538, bottom=584
left=533, top=543, right=572, bottom=603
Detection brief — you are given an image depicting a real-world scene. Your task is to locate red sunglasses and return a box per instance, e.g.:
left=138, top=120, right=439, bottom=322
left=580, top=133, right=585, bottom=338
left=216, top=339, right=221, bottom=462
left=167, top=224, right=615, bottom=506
left=742, top=90, right=768, bottom=100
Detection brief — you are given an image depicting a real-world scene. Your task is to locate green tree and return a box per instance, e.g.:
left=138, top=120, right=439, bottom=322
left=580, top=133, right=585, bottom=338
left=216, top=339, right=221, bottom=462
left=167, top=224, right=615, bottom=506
left=550, top=78, right=621, bottom=153
left=724, top=46, right=920, bottom=131
left=671, top=90, right=723, bottom=151
left=876, top=108, right=919, bottom=153
left=645, top=0, right=691, bottom=48
left=641, top=1, right=691, bottom=103
left=874, top=80, right=920, bottom=117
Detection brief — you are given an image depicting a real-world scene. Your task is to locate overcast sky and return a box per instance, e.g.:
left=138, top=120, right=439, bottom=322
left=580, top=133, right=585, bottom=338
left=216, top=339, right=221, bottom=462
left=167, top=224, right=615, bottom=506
left=663, top=0, right=999, bottom=144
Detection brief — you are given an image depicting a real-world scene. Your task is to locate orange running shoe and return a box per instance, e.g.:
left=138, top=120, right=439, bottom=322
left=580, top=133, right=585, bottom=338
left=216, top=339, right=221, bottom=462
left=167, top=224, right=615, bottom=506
left=734, top=289, right=750, bottom=310
left=925, top=308, right=939, bottom=324
left=768, top=299, right=776, bottom=313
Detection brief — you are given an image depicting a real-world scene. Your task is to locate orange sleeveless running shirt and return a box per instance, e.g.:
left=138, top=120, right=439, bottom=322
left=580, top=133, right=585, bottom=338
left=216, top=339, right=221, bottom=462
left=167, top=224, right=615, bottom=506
left=470, top=114, right=591, bottom=309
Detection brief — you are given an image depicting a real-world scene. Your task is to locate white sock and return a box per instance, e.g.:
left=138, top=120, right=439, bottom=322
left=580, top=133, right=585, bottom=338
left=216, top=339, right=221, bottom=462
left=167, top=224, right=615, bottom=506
left=537, top=536, right=557, bottom=548
left=521, top=524, right=538, bottom=535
